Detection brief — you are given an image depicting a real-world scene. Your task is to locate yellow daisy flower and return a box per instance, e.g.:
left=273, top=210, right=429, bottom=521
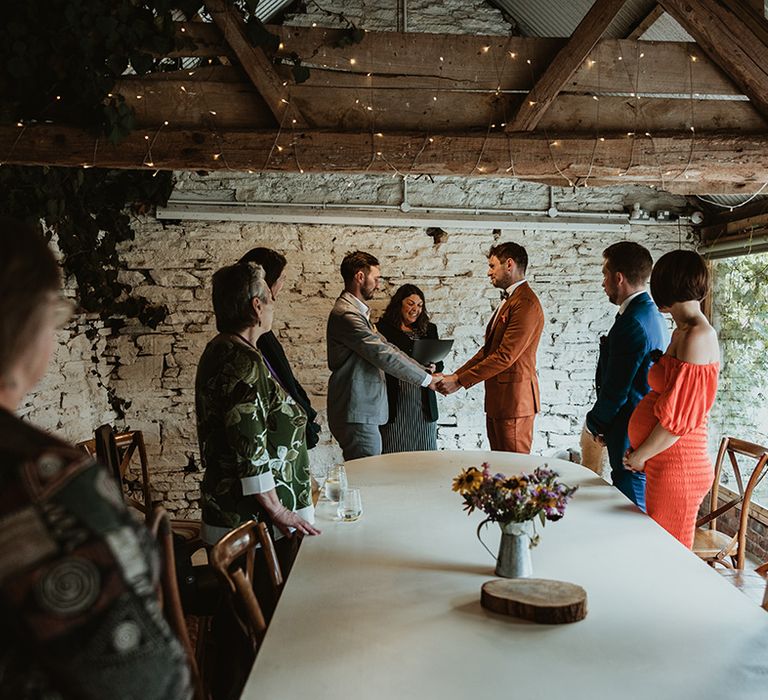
left=452, top=467, right=484, bottom=494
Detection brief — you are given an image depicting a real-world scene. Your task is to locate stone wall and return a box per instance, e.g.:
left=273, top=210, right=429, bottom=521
left=24, top=172, right=691, bottom=518
left=283, top=0, right=514, bottom=35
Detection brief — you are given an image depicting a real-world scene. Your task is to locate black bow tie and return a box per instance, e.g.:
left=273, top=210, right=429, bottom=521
left=500, top=290, right=510, bottom=300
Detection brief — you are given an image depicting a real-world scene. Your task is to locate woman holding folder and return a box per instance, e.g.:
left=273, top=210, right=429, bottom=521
left=378, top=284, right=443, bottom=453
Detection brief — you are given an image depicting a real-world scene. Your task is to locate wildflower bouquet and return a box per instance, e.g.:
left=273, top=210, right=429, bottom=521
left=452, top=463, right=578, bottom=543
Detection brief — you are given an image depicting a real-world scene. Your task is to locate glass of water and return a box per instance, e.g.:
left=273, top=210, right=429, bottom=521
left=337, top=487, right=363, bottom=522
left=309, top=461, right=330, bottom=501
left=324, top=463, right=347, bottom=502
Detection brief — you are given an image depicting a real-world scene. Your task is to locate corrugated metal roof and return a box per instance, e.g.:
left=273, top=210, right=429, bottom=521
left=491, top=0, right=659, bottom=39
left=639, top=12, right=694, bottom=42
left=254, top=0, right=294, bottom=23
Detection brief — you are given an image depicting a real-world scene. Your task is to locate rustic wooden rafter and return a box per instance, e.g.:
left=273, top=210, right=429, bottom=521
left=506, top=0, right=628, bottom=132
left=3, top=124, right=768, bottom=194
left=659, top=0, right=768, bottom=121
left=626, top=3, right=664, bottom=40
left=204, top=0, right=305, bottom=127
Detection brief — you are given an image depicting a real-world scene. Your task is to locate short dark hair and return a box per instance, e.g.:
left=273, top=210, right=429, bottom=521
left=488, top=242, right=528, bottom=272
left=381, top=283, right=430, bottom=335
left=211, top=262, right=270, bottom=333
left=238, top=247, right=287, bottom=289
left=603, top=242, right=653, bottom=286
left=340, top=251, right=379, bottom=284
left=0, top=217, right=61, bottom=377
left=650, top=250, right=709, bottom=308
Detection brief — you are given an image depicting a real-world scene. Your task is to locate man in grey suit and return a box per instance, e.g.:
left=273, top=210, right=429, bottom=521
left=327, top=251, right=440, bottom=460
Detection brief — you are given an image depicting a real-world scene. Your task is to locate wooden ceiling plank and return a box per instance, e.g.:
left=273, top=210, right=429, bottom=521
left=118, top=71, right=766, bottom=133
left=507, top=0, right=629, bottom=133
left=3, top=124, right=768, bottom=194
left=659, top=0, right=768, bottom=119
left=162, top=23, right=743, bottom=96
left=205, top=0, right=303, bottom=127
left=626, top=4, right=665, bottom=40
left=539, top=94, right=768, bottom=134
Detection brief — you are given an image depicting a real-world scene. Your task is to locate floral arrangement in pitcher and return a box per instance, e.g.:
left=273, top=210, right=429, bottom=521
left=452, top=463, right=578, bottom=544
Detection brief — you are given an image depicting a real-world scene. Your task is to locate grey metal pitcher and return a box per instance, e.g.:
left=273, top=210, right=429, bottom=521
left=478, top=519, right=533, bottom=578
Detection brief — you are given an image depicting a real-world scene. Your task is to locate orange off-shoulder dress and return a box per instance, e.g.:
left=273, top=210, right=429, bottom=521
left=627, top=354, right=719, bottom=548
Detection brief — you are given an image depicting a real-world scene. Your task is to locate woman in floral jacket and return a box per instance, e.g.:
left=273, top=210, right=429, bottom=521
left=195, top=262, right=321, bottom=551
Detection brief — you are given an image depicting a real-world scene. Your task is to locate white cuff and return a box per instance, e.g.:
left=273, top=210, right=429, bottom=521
left=241, top=471, right=276, bottom=495
left=420, top=373, right=432, bottom=387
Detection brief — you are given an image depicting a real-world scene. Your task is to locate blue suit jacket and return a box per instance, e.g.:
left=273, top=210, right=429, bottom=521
left=586, top=292, right=669, bottom=475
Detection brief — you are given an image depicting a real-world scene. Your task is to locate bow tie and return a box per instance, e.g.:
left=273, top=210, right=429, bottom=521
left=500, top=290, right=510, bottom=300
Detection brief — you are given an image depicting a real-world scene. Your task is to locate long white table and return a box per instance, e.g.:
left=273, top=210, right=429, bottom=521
left=243, top=451, right=768, bottom=700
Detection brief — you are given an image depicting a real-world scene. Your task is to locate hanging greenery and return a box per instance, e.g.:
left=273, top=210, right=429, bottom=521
left=0, top=1, right=205, bottom=324
left=0, top=165, right=174, bottom=327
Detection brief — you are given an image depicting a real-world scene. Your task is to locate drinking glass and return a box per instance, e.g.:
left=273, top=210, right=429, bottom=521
left=309, top=461, right=330, bottom=501
left=337, top=488, right=363, bottom=522
left=324, top=464, right=347, bottom=502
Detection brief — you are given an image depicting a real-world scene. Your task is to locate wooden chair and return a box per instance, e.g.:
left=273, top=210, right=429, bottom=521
left=149, top=506, right=207, bottom=700
left=78, top=426, right=153, bottom=521
left=209, top=520, right=268, bottom=652
left=693, top=437, right=768, bottom=569
left=717, top=561, right=768, bottom=610
left=256, top=521, right=285, bottom=602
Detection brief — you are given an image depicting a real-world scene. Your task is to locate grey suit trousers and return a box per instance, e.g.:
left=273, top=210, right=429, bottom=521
left=328, top=416, right=382, bottom=461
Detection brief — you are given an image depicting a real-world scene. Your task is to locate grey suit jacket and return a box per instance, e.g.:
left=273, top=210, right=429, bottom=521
left=327, top=292, right=429, bottom=425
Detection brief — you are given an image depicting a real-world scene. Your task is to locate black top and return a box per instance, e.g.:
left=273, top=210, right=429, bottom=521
left=256, top=330, right=321, bottom=449
left=377, top=320, right=442, bottom=423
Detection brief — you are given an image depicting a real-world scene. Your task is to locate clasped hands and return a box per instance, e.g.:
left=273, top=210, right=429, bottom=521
left=427, top=372, right=461, bottom=395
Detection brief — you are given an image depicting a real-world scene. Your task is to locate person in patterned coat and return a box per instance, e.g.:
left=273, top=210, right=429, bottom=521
left=195, top=262, right=321, bottom=555
left=0, top=217, right=191, bottom=700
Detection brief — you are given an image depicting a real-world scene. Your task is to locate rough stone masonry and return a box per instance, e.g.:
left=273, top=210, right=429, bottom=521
left=23, top=171, right=692, bottom=518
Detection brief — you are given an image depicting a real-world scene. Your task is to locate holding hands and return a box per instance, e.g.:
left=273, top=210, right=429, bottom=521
left=435, top=373, right=461, bottom=395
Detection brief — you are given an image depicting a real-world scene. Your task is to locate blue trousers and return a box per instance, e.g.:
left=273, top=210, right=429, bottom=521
left=612, top=468, right=646, bottom=512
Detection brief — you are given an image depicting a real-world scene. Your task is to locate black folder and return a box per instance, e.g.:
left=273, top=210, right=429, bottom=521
left=412, top=338, right=454, bottom=365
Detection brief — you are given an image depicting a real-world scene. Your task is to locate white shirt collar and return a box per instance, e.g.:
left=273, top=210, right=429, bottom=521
left=618, top=290, right=646, bottom=315
left=343, top=291, right=370, bottom=319
left=503, top=279, right=527, bottom=299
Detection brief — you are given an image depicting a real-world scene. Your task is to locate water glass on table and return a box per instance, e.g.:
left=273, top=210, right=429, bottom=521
left=324, top=464, right=347, bottom=502
left=337, top=487, right=363, bottom=522
left=309, top=461, right=330, bottom=502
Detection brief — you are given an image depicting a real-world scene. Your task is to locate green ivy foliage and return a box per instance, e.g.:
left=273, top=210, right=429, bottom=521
left=0, top=165, right=174, bottom=327
left=0, top=1, right=203, bottom=325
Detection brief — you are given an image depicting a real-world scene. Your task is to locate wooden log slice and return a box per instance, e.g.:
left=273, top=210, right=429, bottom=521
left=481, top=578, right=587, bottom=624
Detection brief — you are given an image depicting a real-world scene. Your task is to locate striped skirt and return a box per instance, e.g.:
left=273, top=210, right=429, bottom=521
left=380, top=379, right=437, bottom=453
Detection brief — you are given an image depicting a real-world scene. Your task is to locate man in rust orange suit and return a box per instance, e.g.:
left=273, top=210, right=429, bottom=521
left=438, top=242, right=544, bottom=453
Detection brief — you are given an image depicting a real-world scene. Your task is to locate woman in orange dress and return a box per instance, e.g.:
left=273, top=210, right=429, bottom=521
left=625, top=250, right=719, bottom=548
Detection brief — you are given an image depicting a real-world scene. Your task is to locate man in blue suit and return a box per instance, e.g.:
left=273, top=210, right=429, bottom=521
left=585, top=242, right=669, bottom=511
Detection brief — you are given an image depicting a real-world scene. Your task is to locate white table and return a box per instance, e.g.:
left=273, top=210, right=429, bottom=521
left=242, top=451, right=768, bottom=700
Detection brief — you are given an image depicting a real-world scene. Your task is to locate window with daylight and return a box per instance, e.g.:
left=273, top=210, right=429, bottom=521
left=708, top=250, right=768, bottom=508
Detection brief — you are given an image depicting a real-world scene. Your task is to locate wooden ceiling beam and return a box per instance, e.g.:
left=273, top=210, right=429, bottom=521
left=165, top=25, right=742, bottom=96
left=659, top=0, right=768, bottom=120
left=205, top=0, right=304, bottom=127
left=3, top=124, right=768, bottom=194
left=117, top=70, right=768, bottom=133
left=506, top=0, right=628, bottom=133
left=626, top=4, right=664, bottom=40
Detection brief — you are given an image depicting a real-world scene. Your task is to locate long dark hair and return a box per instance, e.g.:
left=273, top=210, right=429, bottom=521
left=381, top=283, right=430, bottom=335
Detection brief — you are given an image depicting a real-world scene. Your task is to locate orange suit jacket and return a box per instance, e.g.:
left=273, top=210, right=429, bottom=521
left=456, top=281, right=545, bottom=419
